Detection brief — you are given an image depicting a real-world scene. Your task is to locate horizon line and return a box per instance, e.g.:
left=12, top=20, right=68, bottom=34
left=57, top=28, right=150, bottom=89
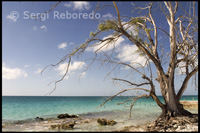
left=2, top=95, right=198, bottom=97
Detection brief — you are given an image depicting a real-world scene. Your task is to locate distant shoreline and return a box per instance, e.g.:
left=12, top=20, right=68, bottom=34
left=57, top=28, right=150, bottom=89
left=180, top=100, right=198, bottom=109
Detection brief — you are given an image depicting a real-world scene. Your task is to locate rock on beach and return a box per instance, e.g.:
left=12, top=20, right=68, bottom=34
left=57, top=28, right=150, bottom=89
left=97, top=118, right=117, bottom=126
left=57, top=113, right=78, bottom=119
left=50, top=121, right=75, bottom=130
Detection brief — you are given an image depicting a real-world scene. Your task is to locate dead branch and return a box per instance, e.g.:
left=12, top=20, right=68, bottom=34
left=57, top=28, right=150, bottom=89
left=113, top=1, right=123, bottom=29
left=113, top=78, right=150, bottom=87
left=45, top=57, right=71, bottom=96
left=98, top=87, right=150, bottom=109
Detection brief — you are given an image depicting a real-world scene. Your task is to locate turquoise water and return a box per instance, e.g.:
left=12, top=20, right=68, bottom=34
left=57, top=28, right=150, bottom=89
left=2, top=95, right=198, bottom=123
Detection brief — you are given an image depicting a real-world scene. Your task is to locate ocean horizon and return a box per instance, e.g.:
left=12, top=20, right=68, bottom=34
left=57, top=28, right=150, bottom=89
left=2, top=94, right=198, bottom=96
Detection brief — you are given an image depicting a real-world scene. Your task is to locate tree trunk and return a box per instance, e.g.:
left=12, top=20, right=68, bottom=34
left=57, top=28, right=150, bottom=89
left=158, top=86, right=192, bottom=120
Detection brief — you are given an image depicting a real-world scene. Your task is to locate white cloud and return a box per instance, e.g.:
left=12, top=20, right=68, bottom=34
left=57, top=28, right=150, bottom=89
left=56, top=61, right=86, bottom=77
left=69, top=42, right=74, bottom=46
left=86, top=35, right=125, bottom=52
left=64, top=1, right=91, bottom=11
left=102, top=13, right=114, bottom=19
left=80, top=72, right=87, bottom=78
left=64, top=3, right=72, bottom=8
left=73, top=1, right=91, bottom=11
left=58, top=42, right=67, bottom=50
left=3, top=65, right=27, bottom=79
left=40, top=25, right=47, bottom=32
left=6, top=14, right=17, bottom=22
left=33, top=25, right=47, bottom=32
left=34, top=68, right=43, bottom=74
left=33, top=26, right=38, bottom=31
left=117, top=44, right=147, bottom=67
left=24, top=65, right=30, bottom=68
left=175, top=56, right=198, bottom=75
left=158, top=35, right=162, bottom=41
left=122, top=22, right=138, bottom=37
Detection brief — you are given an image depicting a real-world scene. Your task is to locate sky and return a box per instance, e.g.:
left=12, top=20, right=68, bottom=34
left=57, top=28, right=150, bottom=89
left=2, top=1, right=198, bottom=96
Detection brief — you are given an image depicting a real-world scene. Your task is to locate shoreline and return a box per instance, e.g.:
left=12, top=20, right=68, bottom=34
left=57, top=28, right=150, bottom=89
left=2, top=114, right=198, bottom=132
left=2, top=101, right=198, bottom=132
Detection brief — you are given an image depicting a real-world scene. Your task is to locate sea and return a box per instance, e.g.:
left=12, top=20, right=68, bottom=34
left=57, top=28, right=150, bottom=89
left=2, top=95, right=198, bottom=127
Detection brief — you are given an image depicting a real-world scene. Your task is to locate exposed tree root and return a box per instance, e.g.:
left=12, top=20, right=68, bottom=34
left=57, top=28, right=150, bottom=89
left=147, top=108, right=198, bottom=132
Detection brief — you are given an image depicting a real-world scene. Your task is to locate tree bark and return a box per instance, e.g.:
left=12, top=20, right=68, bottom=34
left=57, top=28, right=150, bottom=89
left=157, top=78, right=193, bottom=120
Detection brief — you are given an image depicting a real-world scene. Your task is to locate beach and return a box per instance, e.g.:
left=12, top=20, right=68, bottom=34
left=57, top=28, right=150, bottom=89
left=2, top=109, right=158, bottom=132
left=2, top=96, right=198, bottom=132
left=2, top=101, right=198, bottom=132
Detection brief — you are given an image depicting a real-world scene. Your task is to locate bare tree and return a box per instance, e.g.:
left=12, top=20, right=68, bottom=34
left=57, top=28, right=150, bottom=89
left=43, top=1, right=198, bottom=121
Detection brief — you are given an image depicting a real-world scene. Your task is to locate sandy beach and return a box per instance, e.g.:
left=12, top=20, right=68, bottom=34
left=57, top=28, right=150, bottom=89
left=2, top=113, right=198, bottom=132
left=2, top=101, right=198, bottom=132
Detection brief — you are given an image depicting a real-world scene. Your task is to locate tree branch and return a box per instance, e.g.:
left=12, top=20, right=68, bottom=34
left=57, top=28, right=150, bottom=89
left=113, top=1, right=123, bottom=29
left=177, top=65, right=198, bottom=100
left=98, top=87, right=150, bottom=109
left=45, top=57, right=71, bottom=95
left=113, top=78, right=150, bottom=87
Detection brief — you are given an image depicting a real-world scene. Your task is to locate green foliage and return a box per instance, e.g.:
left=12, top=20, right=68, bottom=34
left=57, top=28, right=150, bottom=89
left=134, top=35, right=143, bottom=43
left=145, top=43, right=150, bottom=48
left=145, top=28, right=151, bottom=34
left=98, top=20, right=118, bottom=31
left=145, top=28, right=153, bottom=34
left=70, top=43, right=87, bottom=56
left=90, top=32, right=95, bottom=37
left=139, top=52, right=145, bottom=56
left=98, top=23, right=107, bottom=31
left=138, top=38, right=142, bottom=43
left=130, top=17, right=144, bottom=25
left=80, top=43, right=86, bottom=48
left=135, top=48, right=146, bottom=56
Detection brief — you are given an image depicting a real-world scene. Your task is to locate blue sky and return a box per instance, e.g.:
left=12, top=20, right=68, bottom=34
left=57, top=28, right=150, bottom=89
left=2, top=1, right=198, bottom=96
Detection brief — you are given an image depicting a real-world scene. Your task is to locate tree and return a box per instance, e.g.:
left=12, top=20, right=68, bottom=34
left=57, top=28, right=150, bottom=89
left=43, top=1, right=198, bottom=121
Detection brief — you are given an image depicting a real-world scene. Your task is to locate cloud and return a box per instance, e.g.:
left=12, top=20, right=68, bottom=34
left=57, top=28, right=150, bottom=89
left=117, top=44, right=147, bottom=67
left=86, top=35, right=125, bottom=52
left=40, top=25, right=47, bottom=32
left=33, top=26, right=38, bottom=31
left=73, top=1, right=91, bottom=11
left=34, top=68, right=43, bottom=74
left=80, top=72, right=87, bottom=78
left=33, top=25, right=47, bottom=32
left=64, top=3, right=72, bottom=8
left=69, top=42, right=74, bottom=46
left=56, top=61, right=86, bottom=78
left=102, top=13, right=114, bottom=19
left=122, top=22, right=138, bottom=37
left=175, top=56, right=198, bottom=75
left=158, top=35, right=162, bottom=41
left=24, top=65, right=30, bottom=68
left=58, top=42, right=67, bottom=50
left=3, top=64, right=27, bottom=79
left=64, top=1, right=91, bottom=11
left=6, top=14, right=17, bottom=22
left=85, top=33, right=147, bottom=68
